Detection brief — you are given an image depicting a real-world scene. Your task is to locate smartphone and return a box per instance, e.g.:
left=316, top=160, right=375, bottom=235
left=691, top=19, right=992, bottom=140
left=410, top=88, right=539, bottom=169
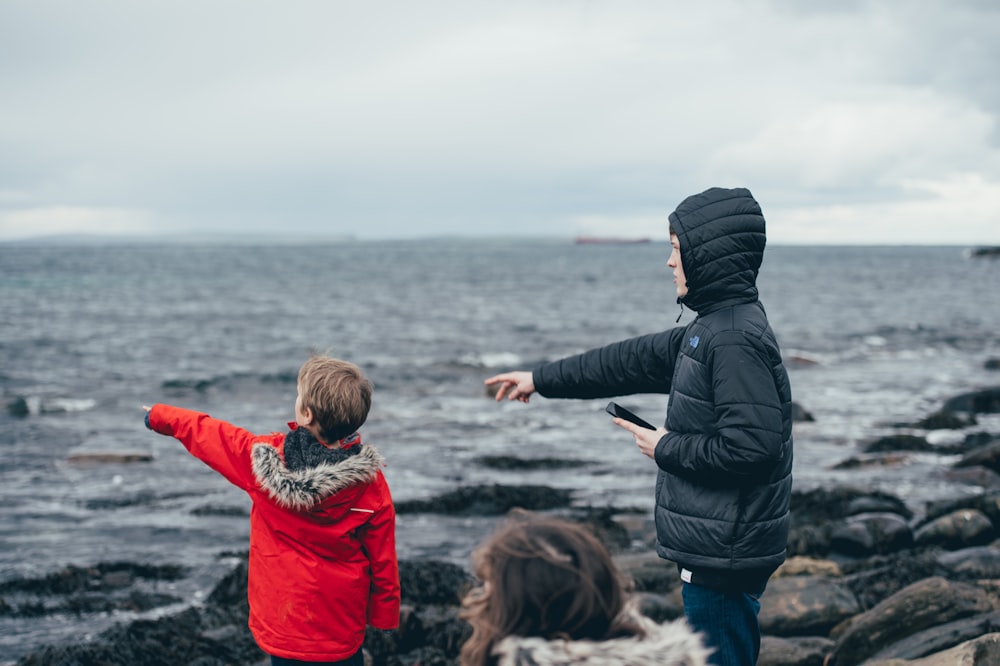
left=605, top=401, right=656, bottom=430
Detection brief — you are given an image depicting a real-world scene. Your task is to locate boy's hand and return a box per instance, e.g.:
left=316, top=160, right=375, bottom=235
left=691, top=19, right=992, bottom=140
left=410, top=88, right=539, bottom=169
left=611, top=418, right=667, bottom=459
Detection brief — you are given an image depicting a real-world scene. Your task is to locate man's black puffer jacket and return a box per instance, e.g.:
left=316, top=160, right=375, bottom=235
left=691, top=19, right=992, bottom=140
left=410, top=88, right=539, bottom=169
left=533, top=187, right=793, bottom=578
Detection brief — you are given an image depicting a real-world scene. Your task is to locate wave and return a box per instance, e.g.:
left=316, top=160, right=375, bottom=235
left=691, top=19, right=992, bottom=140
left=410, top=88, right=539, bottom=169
left=6, top=395, right=97, bottom=417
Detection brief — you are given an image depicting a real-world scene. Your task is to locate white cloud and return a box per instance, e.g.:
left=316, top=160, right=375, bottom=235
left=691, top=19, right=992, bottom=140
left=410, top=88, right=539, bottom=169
left=769, top=173, right=1000, bottom=244
left=0, top=1, right=998, bottom=243
left=0, top=206, right=156, bottom=240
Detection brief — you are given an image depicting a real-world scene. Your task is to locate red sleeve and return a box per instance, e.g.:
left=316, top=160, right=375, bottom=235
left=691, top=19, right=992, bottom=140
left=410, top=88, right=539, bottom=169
left=361, top=475, right=400, bottom=629
left=147, top=403, right=261, bottom=492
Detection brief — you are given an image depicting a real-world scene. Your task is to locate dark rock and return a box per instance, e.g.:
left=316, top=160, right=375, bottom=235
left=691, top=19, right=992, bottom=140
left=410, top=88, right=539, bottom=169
left=914, top=509, right=995, bottom=549
left=936, top=545, right=1000, bottom=580
left=786, top=521, right=834, bottom=558
left=6, top=396, right=29, bottom=417
left=0, top=562, right=186, bottom=597
left=399, top=560, right=473, bottom=606
left=790, top=487, right=911, bottom=526
left=963, top=431, right=1000, bottom=450
left=954, top=440, right=1000, bottom=473
left=827, top=576, right=994, bottom=666
left=474, top=455, right=592, bottom=470
left=758, top=575, right=861, bottom=637
left=862, top=434, right=933, bottom=453
left=839, top=551, right=940, bottom=610
left=394, top=484, right=574, bottom=515
left=864, top=610, right=1000, bottom=663
left=759, top=635, right=834, bottom=666
left=916, top=409, right=976, bottom=430
left=191, top=504, right=250, bottom=517
left=67, top=452, right=154, bottom=465
left=831, top=454, right=909, bottom=470
left=830, top=513, right=913, bottom=557
left=616, top=552, right=680, bottom=594
left=942, top=465, right=1000, bottom=489
left=924, top=492, right=1000, bottom=527
left=633, top=591, right=684, bottom=623
left=791, top=402, right=815, bottom=422
left=986, top=358, right=1000, bottom=370
left=943, top=386, right=1000, bottom=414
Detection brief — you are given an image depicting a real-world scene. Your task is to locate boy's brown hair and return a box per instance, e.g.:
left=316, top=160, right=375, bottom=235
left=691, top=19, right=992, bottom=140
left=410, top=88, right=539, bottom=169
left=298, top=355, right=372, bottom=443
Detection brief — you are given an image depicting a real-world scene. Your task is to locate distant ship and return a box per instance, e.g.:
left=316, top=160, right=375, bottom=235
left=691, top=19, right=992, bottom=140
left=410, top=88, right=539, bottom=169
left=575, top=236, right=652, bottom=244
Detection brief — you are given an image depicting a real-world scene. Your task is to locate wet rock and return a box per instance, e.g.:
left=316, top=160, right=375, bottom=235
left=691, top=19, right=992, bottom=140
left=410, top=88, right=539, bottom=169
left=914, top=509, right=995, bottom=549
left=758, top=575, right=861, bottom=637
left=954, top=440, right=1000, bottom=473
left=773, top=556, right=841, bottom=579
left=943, top=386, right=1000, bottom=414
left=830, top=513, right=913, bottom=557
left=831, top=454, right=909, bottom=470
left=473, top=455, right=592, bottom=470
left=839, top=551, right=940, bottom=611
left=936, top=544, right=1000, bottom=580
left=0, top=562, right=187, bottom=620
left=791, top=402, right=815, bottom=422
left=67, top=452, right=154, bottom=465
left=863, top=614, right=1000, bottom=664
left=759, top=635, right=833, bottom=666
left=399, top=560, right=473, bottom=606
left=916, top=409, right=976, bottom=430
left=191, top=504, right=250, bottom=517
left=6, top=396, right=29, bottom=417
left=394, top=484, right=573, bottom=515
left=616, top=551, right=680, bottom=594
left=924, top=492, right=1000, bottom=527
left=633, top=591, right=684, bottom=623
left=17, top=606, right=265, bottom=666
left=827, top=576, right=994, bottom=666
left=791, top=487, right=911, bottom=526
left=862, top=434, right=933, bottom=453
left=941, top=465, right=1000, bottom=489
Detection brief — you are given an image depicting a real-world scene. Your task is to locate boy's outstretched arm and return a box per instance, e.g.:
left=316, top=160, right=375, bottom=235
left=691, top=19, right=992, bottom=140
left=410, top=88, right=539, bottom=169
left=144, top=403, right=259, bottom=491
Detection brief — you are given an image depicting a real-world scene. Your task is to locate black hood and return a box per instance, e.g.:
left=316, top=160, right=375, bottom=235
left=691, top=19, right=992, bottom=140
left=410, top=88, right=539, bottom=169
left=668, top=186, right=766, bottom=314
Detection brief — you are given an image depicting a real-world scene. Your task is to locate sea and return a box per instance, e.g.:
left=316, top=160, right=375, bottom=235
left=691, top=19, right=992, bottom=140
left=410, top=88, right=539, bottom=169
left=1, top=239, right=999, bottom=660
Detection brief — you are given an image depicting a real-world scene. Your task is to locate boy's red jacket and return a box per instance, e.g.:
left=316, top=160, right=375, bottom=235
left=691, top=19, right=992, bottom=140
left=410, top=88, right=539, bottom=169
left=147, top=404, right=400, bottom=661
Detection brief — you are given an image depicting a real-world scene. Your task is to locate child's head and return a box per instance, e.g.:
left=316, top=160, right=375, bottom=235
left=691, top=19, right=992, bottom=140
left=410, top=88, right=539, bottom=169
left=295, top=355, right=372, bottom=443
left=460, top=512, right=640, bottom=666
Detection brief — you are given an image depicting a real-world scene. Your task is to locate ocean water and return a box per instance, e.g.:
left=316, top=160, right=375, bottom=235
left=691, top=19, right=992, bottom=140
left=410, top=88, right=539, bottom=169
left=1, top=239, right=999, bottom=659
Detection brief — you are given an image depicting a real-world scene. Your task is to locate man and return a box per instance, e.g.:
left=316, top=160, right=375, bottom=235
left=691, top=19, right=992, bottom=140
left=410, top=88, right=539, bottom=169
left=485, top=186, right=793, bottom=666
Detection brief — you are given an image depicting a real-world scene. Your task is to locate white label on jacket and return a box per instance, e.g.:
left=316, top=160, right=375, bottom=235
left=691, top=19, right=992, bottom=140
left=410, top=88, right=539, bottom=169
left=681, top=568, right=693, bottom=583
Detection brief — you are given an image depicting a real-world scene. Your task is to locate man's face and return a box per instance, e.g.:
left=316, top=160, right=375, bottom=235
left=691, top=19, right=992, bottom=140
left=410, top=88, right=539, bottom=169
left=668, top=233, right=687, bottom=298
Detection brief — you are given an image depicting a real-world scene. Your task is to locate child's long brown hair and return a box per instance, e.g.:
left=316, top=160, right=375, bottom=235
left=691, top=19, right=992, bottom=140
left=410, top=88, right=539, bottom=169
left=459, top=512, right=643, bottom=666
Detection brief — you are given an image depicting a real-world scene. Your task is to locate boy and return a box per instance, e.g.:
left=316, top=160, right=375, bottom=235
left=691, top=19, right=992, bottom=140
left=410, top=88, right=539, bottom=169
left=145, top=355, right=399, bottom=665
left=485, top=187, right=793, bottom=666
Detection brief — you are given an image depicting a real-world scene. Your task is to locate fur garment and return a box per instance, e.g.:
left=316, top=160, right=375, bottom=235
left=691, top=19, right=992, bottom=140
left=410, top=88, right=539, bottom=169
left=251, top=431, right=384, bottom=511
left=491, top=615, right=710, bottom=666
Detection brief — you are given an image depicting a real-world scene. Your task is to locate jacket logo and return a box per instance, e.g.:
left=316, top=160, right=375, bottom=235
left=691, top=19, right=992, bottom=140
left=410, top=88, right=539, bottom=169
left=689, top=335, right=700, bottom=349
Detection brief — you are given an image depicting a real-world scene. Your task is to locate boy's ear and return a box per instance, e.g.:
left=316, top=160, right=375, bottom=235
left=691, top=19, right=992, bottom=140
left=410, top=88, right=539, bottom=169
left=300, top=405, right=315, bottom=425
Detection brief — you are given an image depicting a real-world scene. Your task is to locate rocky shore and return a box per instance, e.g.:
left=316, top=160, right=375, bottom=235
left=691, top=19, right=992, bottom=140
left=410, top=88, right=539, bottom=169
left=6, top=383, right=1000, bottom=666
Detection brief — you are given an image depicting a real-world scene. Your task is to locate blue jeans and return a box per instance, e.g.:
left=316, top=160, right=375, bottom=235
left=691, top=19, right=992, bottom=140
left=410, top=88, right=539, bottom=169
left=271, top=649, right=363, bottom=666
left=682, top=582, right=763, bottom=666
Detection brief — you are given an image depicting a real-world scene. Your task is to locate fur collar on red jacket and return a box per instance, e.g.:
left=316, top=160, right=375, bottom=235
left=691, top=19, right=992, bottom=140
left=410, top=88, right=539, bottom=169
left=251, top=439, right=384, bottom=512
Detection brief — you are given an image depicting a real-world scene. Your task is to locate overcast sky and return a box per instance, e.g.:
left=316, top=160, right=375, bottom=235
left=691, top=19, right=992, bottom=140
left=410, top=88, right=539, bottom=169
left=1, top=1, right=998, bottom=244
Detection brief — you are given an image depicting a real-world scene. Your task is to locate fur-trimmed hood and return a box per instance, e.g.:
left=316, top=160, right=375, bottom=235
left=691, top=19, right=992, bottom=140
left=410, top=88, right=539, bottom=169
left=491, top=615, right=710, bottom=666
left=251, top=439, right=384, bottom=512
